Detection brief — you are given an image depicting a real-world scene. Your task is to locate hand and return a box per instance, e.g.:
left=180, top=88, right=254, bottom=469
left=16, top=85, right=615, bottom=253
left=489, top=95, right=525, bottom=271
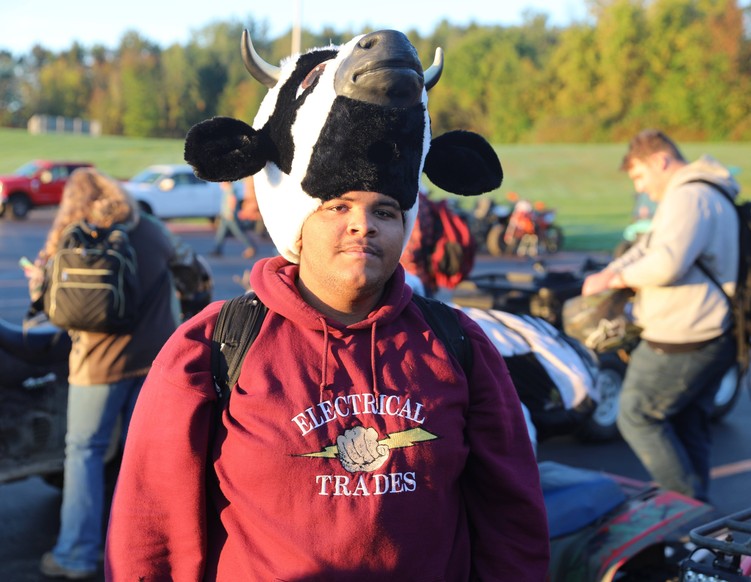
left=238, top=197, right=261, bottom=221
left=236, top=207, right=252, bottom=221
left=25, top=265, right=45, bottom=302
left=581, top=269, right=617, bottom=296
left=337, top=426, right=389, bottom=473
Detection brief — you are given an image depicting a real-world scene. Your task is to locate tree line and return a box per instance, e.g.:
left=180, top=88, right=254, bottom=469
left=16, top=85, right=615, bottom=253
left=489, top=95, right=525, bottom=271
left=1, top=0, right=749, bottom=143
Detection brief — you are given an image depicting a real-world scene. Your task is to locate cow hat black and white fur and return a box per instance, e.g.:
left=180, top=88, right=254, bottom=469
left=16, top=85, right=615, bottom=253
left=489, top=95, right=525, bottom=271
left=185, top=29, right=502, bottom=263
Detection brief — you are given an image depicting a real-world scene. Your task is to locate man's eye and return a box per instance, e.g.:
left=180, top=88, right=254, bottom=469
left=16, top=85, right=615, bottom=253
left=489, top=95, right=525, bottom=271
left=301, top=63, right=327, bottom=90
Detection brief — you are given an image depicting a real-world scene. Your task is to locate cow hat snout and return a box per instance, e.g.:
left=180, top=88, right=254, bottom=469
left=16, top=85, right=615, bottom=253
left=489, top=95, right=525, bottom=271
left=334, top=30, right=424, bottom=108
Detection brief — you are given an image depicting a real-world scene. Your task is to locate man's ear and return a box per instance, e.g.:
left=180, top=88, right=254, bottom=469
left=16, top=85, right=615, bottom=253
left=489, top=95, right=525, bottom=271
left=423, top=130, right=503, bottom=196
left=655, top=151, right=671, bottom=170
left=184, top=116, right=271, bottom=182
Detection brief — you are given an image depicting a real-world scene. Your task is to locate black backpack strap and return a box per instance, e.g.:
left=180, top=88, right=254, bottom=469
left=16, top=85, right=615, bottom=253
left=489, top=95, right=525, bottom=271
left=689, top=179, right=749, bottom=369
left=211, top=292, right=268, bottom=412
left=687, top=179, right=735, bottom=205
left=207, top=292, right=267, bottom=487
left=689, top=179, right=740, bottom=301
left=208, top=292, right=470, bottom=420
left=412, top=294, right=473, bottom=377
left=210, top=292, right=472, bottom=395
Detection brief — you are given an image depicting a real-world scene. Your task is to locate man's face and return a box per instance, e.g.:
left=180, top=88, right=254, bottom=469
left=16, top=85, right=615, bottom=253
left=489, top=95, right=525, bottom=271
left=298, top=191, right=406, bottom=302
left=626, top=153, right=670, bottom=202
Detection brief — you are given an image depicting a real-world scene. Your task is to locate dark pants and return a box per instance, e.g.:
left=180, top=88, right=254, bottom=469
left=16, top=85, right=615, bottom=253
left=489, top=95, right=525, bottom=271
left=616, top=334, right=735, bottom=501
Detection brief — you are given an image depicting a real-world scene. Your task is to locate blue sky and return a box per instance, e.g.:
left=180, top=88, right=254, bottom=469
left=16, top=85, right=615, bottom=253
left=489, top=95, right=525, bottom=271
left=2, top=0, right=588, bottom=54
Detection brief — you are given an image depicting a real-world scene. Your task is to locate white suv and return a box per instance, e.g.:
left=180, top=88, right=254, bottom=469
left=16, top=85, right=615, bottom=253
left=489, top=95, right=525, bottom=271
left=122, top=164, right=223, bottom=219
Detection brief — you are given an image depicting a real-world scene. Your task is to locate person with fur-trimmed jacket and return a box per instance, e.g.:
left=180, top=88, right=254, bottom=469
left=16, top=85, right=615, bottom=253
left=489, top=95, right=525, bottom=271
left=582, top=129, right=741, bottom=502
left=106, top=28, right=548, bottom=581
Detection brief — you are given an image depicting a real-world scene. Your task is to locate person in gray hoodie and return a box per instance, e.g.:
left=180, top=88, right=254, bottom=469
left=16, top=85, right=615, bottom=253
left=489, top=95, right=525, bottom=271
left=582, top=129, right=740, bottom=501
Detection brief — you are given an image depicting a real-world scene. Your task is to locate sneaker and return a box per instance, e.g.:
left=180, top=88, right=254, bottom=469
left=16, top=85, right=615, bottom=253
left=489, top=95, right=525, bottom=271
left=40, top=552, right=96, bottom=580
left=242, top=247, right=256, bottom=259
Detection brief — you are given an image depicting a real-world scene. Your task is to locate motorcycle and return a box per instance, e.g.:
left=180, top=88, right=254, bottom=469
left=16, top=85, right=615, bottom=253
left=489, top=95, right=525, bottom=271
left=468, top=196, right=513, bottom=254
left=498, top=283, right=745, bottom=578
left=0, top=317, right=71, bottom=484
left=0, top=251, right=213, bottom=486
left=480, top=193, right=564, bottom=257
left=458, top=304, right=610, bottom=443
left=453, top=261, right=746, bottom=442
left=451, top=271, right=737, bottom=580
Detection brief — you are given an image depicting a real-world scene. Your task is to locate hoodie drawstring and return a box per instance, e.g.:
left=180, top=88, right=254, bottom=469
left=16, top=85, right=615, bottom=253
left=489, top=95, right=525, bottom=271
left=370, top=321, right=379, bottom=398
left=319, top=317, right=329, bottom=402
left=317, top=318, right=380, bottom=402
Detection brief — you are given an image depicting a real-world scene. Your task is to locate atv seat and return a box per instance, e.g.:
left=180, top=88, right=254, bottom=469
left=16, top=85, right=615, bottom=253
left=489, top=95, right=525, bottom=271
left=540, top=461, right=627, bottom=538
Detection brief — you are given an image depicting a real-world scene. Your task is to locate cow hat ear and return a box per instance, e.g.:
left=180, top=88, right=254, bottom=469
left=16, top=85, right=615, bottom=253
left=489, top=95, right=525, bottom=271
left=184, top=116, right=271, bottom=182
left=423, top=130, right=503, bottom=196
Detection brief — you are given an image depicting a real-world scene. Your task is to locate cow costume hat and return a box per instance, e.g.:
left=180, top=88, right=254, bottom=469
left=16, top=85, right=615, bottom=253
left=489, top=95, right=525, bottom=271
left=185, top=29, right=502, bottom=263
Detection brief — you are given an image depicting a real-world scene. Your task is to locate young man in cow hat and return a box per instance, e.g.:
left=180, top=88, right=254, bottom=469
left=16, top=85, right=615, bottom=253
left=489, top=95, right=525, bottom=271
left=106, top=29, right=549, bottom=581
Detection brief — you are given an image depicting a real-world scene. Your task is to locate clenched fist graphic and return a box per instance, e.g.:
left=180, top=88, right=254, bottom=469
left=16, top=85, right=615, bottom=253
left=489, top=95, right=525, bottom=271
left=337, top=426, right=389, bottom=473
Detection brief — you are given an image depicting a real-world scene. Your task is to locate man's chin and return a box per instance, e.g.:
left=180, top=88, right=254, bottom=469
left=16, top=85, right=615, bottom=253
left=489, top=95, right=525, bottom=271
left=336, top=268, right=392, bottom=295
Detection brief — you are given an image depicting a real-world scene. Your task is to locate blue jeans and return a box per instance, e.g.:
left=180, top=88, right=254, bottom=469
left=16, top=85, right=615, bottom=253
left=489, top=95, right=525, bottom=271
left=51, top=376, right=145, bottom=572
left=617, top=335, right=735, bottom=501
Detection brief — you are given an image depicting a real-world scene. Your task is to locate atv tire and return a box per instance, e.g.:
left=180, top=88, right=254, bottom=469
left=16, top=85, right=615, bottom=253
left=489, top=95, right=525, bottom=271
left=577, top=353, right=626, bottom=442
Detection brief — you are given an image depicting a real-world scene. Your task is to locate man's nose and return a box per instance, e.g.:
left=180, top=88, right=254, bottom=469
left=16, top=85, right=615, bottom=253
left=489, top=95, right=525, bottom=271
left=347, top=210, right=377, bottom=234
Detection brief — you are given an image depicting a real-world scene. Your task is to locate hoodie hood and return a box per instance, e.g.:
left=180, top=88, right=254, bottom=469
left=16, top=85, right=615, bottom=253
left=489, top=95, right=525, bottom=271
left=249, top=255, right=415, bottom=402
left=670, top=154, right=741, bottom=199
left=249, top=256, right=414, bottom=330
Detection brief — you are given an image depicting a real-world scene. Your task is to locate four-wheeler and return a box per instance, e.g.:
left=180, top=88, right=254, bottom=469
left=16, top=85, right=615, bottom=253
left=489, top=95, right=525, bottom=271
left=679, top=506, right=751, bottom=580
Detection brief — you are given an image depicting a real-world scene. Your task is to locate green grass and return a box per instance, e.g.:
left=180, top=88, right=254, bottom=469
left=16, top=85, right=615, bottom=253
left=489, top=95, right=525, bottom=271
left=2, top=128, right=749, bottom=252
left=0, top=128, right=185, bottom=180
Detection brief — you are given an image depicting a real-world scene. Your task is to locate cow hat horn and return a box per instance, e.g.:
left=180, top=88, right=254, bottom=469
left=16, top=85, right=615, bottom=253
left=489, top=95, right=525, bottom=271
left=185, top=29, right=502, bottom=263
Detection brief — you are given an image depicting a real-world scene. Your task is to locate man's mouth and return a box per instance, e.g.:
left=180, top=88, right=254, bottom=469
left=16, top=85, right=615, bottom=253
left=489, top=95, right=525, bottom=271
left=340, top=244, right=381, bottom=257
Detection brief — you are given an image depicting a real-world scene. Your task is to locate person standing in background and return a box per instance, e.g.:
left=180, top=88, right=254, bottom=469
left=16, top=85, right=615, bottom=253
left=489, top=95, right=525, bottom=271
left=400, top=185, right=441, bottom=297
left=211, top=181, right=257, bottom=259
left=582, top=129, right=740, bottom=501
left=237, top=176, right=267, bottom=239
left=23, top=168, right=178, bottom=580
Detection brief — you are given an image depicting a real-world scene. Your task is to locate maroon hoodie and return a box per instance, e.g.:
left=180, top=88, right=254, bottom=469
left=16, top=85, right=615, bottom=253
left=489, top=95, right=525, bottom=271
left=105, top=256, right=549, bottom=581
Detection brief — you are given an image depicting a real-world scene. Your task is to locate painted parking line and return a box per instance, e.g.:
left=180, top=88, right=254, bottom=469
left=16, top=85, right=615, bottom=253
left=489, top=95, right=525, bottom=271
left=711, top=459, right=751, bottom=479
left=167, top=222, right=214, bottom=233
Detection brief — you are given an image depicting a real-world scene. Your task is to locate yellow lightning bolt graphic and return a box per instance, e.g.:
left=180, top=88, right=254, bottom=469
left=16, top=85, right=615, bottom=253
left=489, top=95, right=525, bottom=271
left=299, top=427, right=438, bottom=458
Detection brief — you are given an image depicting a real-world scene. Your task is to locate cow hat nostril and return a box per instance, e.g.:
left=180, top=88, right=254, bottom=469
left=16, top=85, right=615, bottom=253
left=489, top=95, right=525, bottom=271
left=335, top=30, right=424, bottom=107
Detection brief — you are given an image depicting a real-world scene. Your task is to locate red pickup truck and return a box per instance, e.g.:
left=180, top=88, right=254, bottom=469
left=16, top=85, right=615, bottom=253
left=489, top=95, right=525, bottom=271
left=0, top=160, right=94, bottom=219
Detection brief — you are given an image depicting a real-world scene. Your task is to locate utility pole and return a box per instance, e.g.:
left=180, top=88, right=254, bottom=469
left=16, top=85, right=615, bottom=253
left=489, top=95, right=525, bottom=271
left=292, top=0, right=302, bottom=55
